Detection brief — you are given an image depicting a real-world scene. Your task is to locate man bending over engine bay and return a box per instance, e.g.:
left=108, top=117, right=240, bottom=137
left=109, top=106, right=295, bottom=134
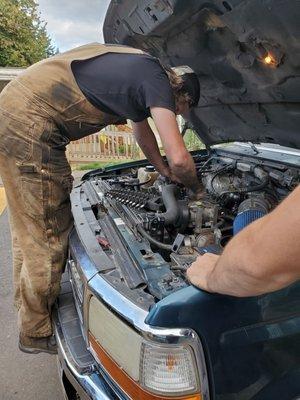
left=0, top=43, right=201, bottom=354
left=187, top=186, right=300, bottom=296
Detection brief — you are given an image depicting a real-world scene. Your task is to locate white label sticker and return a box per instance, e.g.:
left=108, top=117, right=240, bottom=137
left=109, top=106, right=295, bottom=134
left=114, top=218, right=125, bottom=226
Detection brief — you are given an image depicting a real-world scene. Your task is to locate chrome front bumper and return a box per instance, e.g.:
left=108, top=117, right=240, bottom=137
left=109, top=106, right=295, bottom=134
left=55, top=317, right=115, bottom=400
left=53, top=277, right=126, bottom=400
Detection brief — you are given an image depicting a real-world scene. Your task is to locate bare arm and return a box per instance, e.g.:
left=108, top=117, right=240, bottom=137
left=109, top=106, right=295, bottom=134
left=150, top=107, right=201, bottom=194
left=187, top=186, right=300, bottom=296
left=132, top=119, right=170, bottom=177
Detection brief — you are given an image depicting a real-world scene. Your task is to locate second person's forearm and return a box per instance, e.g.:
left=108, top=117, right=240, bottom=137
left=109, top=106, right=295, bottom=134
left=206, top=216, right=286, bottom=296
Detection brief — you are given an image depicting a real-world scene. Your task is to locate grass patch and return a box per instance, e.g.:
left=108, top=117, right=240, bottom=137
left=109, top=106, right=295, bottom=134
left=73, top=159, right=138, bottom=171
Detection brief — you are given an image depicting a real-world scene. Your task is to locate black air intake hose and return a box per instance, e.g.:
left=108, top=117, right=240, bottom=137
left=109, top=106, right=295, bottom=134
left=160, top=184, right=181, bottom=227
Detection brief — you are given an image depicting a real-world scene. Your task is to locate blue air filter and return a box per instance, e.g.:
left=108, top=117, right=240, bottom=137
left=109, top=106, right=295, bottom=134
left=233, top=209, right=266, bottom=235
left=233, top=197, right=269, bottom=235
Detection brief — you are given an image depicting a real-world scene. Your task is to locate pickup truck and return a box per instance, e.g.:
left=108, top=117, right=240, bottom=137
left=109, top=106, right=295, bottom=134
left=54, top=1, right=300, bottom=399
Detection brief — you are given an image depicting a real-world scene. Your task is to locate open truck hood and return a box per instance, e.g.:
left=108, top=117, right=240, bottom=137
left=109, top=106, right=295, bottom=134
left=103, top=0, right=300, bottom=149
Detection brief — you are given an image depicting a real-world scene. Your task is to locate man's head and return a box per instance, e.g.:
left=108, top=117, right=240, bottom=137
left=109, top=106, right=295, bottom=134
left=164, top=65, right=200, bottom=115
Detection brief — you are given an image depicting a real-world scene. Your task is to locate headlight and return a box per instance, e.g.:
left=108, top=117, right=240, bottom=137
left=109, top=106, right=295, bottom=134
left=140, top=341, right=199, bottom=396
left=88, top=295, right=142, bottom=380
left=89, top=295, right=202, bottom=400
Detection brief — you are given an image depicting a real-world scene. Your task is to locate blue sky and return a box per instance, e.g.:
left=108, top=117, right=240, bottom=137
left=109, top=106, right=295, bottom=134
left=37, top=0, right=111, bottom=52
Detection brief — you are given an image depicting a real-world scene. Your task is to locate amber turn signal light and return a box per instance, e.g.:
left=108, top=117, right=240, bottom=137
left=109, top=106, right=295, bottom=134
left=89, top=333, right=202, bottom=400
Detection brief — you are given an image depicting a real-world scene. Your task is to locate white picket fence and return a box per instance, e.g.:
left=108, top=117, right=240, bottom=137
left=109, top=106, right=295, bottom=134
left=66, top=131, right=141, bottom=163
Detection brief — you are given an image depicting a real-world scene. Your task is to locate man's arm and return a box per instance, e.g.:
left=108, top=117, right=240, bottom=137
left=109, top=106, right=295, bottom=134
left=187, top=186, right=300, bottom=297
left=132, top=119, right=171, bottom=177
left=150, top=107, right=201, bottom=194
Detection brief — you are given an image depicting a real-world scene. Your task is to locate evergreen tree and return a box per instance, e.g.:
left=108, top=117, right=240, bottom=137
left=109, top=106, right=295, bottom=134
left=0, top=0, right=56, bottom=67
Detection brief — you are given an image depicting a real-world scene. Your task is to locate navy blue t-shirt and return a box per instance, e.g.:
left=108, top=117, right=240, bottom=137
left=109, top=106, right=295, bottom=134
left=71, top=53, right=176, bottom=122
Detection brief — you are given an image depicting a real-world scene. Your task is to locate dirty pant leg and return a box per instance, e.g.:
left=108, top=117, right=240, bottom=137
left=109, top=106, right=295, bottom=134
left=0, top=155, right=73, bottom=337
left=0, top=119, right=73, bottom=337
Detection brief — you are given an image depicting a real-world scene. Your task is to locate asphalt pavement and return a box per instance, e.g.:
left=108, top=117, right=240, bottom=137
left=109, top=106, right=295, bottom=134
left=0, top=207, right=64, bottom=400
left=0, top=170, right=88, bottom=400
left=0, top=171, right=65, bottom=400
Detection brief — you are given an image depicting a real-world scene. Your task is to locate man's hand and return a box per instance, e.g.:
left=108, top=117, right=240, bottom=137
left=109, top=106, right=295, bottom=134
left=187, top=253, right=220, bottom=292
left=150, top=107, right=201, bottom=194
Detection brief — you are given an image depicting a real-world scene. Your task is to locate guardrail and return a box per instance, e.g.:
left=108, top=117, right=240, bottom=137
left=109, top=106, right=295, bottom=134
left=66, top=131, right=141, bottom=163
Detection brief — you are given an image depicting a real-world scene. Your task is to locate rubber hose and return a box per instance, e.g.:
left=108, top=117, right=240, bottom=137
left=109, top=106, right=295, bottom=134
left=160, top=184, right=180, bottom=226
left=239, top=177, right=269, bottom=193
left=137, top=225, right=173, bottom=251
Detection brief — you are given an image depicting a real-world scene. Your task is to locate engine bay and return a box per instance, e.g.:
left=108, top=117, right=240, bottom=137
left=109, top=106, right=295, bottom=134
left=84, top=150, right=299, bottom=303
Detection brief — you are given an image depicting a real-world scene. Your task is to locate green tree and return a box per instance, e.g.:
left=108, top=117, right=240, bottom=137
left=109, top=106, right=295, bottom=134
left=0, top=0, right=56, bottom=67
left=184, top=129, right=205, bottom=151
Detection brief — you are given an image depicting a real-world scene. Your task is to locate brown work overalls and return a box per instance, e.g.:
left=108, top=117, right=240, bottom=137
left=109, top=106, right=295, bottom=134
left=0, top=43, right=143, bottom=337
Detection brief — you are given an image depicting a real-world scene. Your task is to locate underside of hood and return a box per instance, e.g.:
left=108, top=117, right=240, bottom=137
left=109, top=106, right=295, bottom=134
left=104, top=0, right=300, bottom=148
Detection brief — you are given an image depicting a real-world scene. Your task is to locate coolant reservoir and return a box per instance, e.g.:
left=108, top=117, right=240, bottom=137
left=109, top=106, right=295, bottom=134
left=138, top=166, right=159, bottom=187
